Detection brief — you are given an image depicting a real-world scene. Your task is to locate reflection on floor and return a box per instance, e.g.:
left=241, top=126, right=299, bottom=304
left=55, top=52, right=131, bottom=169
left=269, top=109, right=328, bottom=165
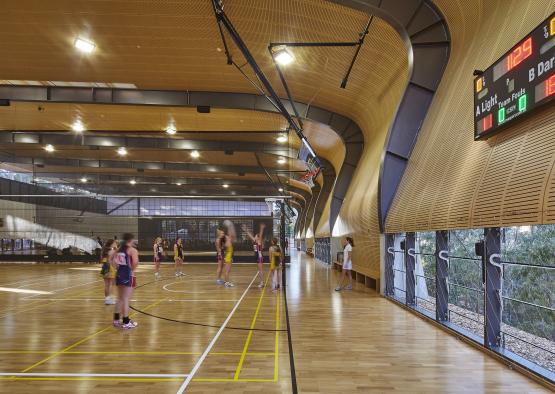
left=0, top=251, right=549, bottom=393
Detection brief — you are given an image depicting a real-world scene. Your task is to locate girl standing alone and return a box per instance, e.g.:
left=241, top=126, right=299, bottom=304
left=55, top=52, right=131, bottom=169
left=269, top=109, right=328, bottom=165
left=100, top=239, right=117, bottom=305
left=111, top=233, right=140, bottom=329
left=335, top=237, right=354, bottom=291
left=173, top=237, right=185, bottom=277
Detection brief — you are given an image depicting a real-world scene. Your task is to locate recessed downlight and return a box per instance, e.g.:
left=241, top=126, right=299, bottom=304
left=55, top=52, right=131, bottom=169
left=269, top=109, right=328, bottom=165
left=80, top=177, right=88, bottom=183
left=129, top=179, right=136, bottom=185
left=117, top=147, right=128, bottom=156
left=44, top=144, right=55, bottom=152
left=277, top=157, right=287, bottom=164
left=166, top=125, right=177, bottom=135
left=72, top=121, right=85, bottom=133
left=74, top=37, right=96, bottom=53
left=277, top=134, right=288, bottom=143
left=190, top=150, right=200, bottom=158
left=223, top=184, right=229, bottom=189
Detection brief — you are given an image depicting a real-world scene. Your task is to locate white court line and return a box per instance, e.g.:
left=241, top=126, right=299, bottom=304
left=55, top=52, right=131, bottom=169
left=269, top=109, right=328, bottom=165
left=0, top=372, right=189, bottom=378
left=176, top=272, right=259, bottom=393
left=22, top=279, right=102, bottom=300
left=25, top=298, right=239, bottom=302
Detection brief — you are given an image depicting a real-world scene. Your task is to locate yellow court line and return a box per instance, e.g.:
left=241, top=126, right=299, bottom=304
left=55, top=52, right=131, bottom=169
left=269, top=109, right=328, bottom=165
left=274, top=287, right=280, bottom=382
left=233, top=272, right=271, bottom=380
left=194, top=377, right=276, bottom=382
left=20, top=298, right=166, bottom=373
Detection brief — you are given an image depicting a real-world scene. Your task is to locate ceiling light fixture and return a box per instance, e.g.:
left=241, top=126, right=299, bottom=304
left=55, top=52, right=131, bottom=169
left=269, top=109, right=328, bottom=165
left=272, top=45, right=294, bottom=66
left=72, top=120, right=85, bottom=133
left=166, top=125, right=177, bottom=135
left=117, top=147, right=128, bottom=156
left=190, top=150, right=200, bottom=158
left=80, top=177, right=87, bottom=183
left=176, top=183, right=182, bottom=186
left=44, top=144, right=55, bottom=152
left=278, top=157, right=287, bottom=164
left=129, top=179, right=136, bottom=185
left=223, top=184, right=229, bottom=188
left=278, top=188, right=284, bottom=192
left=277, top=134, right=288, bottom=143
left=74, top=37, right=96, bottom=54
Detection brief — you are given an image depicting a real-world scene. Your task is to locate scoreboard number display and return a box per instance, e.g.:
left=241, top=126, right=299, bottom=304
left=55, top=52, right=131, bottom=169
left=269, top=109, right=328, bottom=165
left=474, top=12, right=555, bottom=140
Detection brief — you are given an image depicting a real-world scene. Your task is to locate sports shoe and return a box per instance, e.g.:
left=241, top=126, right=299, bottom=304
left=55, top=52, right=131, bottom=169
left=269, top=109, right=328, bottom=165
left=105, top=296, right=116, bottom=305
left=258, top=281, right=264, bottom=288
left=175, top=272, right=180, bottom=277
left=344, top=284, right=353, bottom=290
left=155, top=272, right=161, bottom=280
left=224, top=282, right=235, bottom=288
left=113, top=320, right=121, bottom=328
left=334, top=286, right=342, bottom=291
left=122, top=320, right=138, bottom=330
left=179, top=272, right=186, bottom=277
left=216, top=279, right=225, bottom=285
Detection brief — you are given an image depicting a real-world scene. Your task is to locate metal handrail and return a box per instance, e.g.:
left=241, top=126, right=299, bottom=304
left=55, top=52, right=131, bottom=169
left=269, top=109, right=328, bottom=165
left=449, top=281, right=483, bottom=293
left=501, top=295, right=555, bottom=312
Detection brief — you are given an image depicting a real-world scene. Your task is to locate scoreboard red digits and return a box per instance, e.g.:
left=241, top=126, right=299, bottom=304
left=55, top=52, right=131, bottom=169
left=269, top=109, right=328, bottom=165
left=507, top=37, right=533, bottom=71
left=546, top=74, right=555, bottom=98
left=474, top=12, right=555, bottom=140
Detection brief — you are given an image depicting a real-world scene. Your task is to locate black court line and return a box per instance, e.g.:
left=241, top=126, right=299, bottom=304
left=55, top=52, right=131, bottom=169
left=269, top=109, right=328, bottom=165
left=131, top=275, right=286, bottom=332
left=282, top=262, right=298, bottom=394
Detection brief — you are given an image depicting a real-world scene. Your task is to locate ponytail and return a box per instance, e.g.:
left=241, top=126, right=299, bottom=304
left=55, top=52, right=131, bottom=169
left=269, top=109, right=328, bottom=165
left=346, top=237, right=354, bottom=247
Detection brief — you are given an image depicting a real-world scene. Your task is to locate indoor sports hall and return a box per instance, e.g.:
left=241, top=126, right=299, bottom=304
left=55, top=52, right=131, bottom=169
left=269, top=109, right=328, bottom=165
left=0, top=1, right=554, bottom=393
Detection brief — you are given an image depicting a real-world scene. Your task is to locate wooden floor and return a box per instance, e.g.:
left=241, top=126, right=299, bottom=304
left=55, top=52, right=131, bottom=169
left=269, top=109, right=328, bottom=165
left=0, top=252, right=549, bottom=393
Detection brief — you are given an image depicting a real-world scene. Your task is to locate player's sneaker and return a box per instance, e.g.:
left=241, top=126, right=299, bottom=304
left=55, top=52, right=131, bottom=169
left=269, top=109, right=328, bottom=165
left=155, top=272, right=161, bottom=280
left=334, top=286, right=342, bottom=291
left=105, top=296, right=116, bottom=305
left=258, top=281, right=264, bottom=288
left=224, top=282, right=235, bottom=288
left=122, top=320, right=138, bottom=330
left=216, top=279, right=225, bottom=285
left=344, top=284, right=353, bottom=290
left=113, top=320, right=121, bottom=328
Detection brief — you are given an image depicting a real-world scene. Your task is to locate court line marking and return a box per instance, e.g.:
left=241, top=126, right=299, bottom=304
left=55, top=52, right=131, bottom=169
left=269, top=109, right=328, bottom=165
left=0, top=373, right=189, bottom=378
left=20, top=298, right=166, bottom=373
left=274, top=287, right=281, bottom=381
left=175, top=272, right=259, bottom=394
left=234, top=272, right=271, bottom=380
left=21, top=298, right=239, bottom=302
left=0, top=350, right=275, bottom=356
left=0, top=376, right=275, bottom=382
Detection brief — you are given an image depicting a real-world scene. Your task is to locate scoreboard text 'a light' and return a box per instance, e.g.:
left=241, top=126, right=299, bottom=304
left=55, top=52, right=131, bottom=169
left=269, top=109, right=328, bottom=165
left=474, top=12, right=555, bottom=140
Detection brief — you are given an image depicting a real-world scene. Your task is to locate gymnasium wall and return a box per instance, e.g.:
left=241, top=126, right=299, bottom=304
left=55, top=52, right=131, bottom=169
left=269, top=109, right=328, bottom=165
left=386, top=0, right=555, bottom=232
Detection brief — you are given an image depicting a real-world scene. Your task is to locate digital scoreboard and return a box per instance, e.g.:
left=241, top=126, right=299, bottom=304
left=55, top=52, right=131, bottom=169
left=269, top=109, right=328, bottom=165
left=474, top=12, right=555, bottom=140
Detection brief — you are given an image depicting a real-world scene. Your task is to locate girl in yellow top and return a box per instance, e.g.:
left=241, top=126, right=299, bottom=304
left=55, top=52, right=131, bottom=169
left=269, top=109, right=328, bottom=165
left=174, top=238, right=185, bottom=277
left=99, top=239, right=117, bottom=305
left=269, top=238, right=282, bottom=292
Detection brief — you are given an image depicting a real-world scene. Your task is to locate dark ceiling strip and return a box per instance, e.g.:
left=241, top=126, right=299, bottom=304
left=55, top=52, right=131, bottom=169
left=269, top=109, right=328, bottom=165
left=0, top=87, right=362, bottom=234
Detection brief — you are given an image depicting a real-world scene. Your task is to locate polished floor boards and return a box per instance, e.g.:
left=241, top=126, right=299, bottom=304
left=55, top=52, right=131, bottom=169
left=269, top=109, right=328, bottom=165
left=0, top=253, right=549, bottom=393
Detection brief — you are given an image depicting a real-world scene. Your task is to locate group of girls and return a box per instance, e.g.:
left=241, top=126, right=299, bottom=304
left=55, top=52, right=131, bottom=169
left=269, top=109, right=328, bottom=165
left=152, top=237, right=185, bottom=279
left=99, top=233, right=140, bottom=330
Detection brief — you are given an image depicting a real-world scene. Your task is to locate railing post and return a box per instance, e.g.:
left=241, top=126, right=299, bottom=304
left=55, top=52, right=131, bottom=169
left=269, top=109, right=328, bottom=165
left=405, top=232, right=416, bottom=306
left=435, top=230, right=449, bottom=321
left=384, top=234, right=395, bottom=297
left=484, top=227, right=502, bottom=349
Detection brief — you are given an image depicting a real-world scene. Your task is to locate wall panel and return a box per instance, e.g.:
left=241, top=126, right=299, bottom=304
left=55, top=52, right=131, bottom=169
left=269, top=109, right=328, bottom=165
left=386, top=0, right=555, bottom=233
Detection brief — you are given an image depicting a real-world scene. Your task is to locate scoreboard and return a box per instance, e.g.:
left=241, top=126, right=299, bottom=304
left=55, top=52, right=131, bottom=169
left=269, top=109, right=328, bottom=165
left=474, top=12, right=555, bottom=140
